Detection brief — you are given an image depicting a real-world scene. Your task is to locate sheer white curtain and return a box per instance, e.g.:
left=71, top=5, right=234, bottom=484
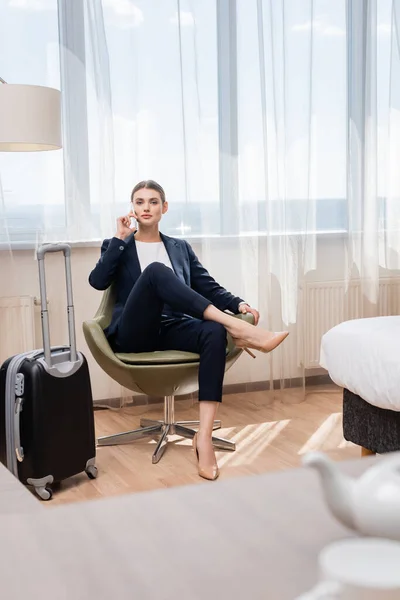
left=2, top=0, right=400, bottom=404
left=346, top=0, right=400, bottom=319
left=0, top=0, right=64, bottom=249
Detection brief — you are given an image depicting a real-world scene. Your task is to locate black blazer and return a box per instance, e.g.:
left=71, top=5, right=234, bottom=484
left=89, top=232, right=244, bottom=340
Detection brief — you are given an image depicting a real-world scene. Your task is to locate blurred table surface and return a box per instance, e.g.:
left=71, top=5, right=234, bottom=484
left=0, top=453, right=383, bottom=600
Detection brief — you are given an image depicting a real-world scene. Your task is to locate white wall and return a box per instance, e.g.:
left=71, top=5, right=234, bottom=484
left=0, top=235, right=351, bottom=401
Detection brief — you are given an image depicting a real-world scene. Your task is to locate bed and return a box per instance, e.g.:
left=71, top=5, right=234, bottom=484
left=320, top=316, right=400, bottom=454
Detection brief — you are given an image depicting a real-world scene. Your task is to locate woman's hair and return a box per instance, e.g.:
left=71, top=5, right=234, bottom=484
left=130, top=180, right=166, bottom=204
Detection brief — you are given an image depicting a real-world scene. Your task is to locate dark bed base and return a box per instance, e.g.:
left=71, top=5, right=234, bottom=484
left=343, top=388, right=400, bottom=453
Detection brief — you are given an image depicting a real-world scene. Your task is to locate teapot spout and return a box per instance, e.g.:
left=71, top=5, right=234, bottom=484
left=302, top=451, right=356, bottom=530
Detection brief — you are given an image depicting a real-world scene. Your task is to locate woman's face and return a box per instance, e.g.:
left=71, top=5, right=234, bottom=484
left=131, top=187, right=168, bottom=226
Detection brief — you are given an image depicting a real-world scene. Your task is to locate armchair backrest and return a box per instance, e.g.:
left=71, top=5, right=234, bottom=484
left=93, top=284, right=116, bottom=330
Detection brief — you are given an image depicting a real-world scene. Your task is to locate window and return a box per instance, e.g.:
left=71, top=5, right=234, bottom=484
left=0, top=0, right=390, bottom=244
left=0, top=0, right=64, bottom=245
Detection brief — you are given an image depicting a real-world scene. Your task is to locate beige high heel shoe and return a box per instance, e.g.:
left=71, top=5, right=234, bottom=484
left=192, top=433, right=219, bottom=481
left=234, top=331, right=289, bottom=355
left=243, top=348, right=257, bottom=358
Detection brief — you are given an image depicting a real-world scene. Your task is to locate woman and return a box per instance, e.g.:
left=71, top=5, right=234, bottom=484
left=89, top=180, right=288, bottom=480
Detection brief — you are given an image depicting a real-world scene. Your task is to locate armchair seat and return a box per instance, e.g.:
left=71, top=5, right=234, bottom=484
left=115, top=350, right=200, bottom=365
left=83, top=285, right=252, bottom=464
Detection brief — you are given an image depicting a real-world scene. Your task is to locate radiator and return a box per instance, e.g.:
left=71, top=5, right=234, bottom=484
left=301, top=279, right=400, bottom=369
left=0, top=296, right=36, bottom=365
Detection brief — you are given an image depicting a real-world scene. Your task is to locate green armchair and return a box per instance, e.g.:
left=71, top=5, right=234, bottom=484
left=83, top=284, right=253, bottom=464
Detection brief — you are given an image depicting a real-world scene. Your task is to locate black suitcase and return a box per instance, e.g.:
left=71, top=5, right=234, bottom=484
left=0, top=243, right=97, bottom=500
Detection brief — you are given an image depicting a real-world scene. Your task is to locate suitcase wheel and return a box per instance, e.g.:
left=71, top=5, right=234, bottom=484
left=85, top=465, right=98, bottom=480
left=35, top=485, right=53, bottom=501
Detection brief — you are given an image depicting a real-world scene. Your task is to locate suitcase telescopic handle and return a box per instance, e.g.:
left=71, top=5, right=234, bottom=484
left=36, top=243, right=71, bottom=259
left=37, top=243, right=77, bottom=367
left=14, top=397, right=24, bottom=462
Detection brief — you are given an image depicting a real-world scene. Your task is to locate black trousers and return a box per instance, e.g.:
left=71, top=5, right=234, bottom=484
left=114, top=262, right=228, bottom=402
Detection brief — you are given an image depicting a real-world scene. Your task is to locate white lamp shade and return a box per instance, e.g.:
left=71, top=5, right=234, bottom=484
left=0, top=84, right=62, bottom=151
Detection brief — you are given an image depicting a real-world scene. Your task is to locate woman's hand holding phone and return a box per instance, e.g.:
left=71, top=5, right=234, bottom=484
left=115, top=211, right=137, bottom=241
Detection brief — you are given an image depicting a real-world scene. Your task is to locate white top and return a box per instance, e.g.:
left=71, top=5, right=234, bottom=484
left=320, top=316, right=400, bottom=411
left=135, top=240, right=174, bottom=273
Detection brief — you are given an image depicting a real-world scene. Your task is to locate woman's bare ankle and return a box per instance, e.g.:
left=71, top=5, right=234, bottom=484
left=225, top=318, right=248, bottom=339
left=226, top=318, right=262, bottom=341
left=197, top=429, right=213, bottom=443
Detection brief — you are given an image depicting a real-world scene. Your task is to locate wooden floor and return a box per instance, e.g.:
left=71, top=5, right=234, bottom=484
left=47, top=384, right=360, bottom=507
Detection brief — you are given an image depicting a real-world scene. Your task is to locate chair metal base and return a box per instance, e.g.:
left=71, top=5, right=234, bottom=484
left=97, top=395, right=236, bottom=464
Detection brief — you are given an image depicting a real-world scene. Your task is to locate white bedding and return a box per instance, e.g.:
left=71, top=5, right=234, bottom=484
left=320, top=316, right=400, bottom=411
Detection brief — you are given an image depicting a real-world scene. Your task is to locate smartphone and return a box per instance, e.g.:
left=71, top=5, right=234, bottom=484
left=129, top=208, right=137, bottom=229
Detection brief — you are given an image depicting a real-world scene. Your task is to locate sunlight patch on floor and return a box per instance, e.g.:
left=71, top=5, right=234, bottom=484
left=298, top=413, right=342, bottom=455
left=215, top=420, right=291, bottom=468
left=338, top=438, right=354, bottom=449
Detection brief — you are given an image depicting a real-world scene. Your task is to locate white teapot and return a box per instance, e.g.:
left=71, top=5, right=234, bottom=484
left=302, top=451, right=400, bottom=540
